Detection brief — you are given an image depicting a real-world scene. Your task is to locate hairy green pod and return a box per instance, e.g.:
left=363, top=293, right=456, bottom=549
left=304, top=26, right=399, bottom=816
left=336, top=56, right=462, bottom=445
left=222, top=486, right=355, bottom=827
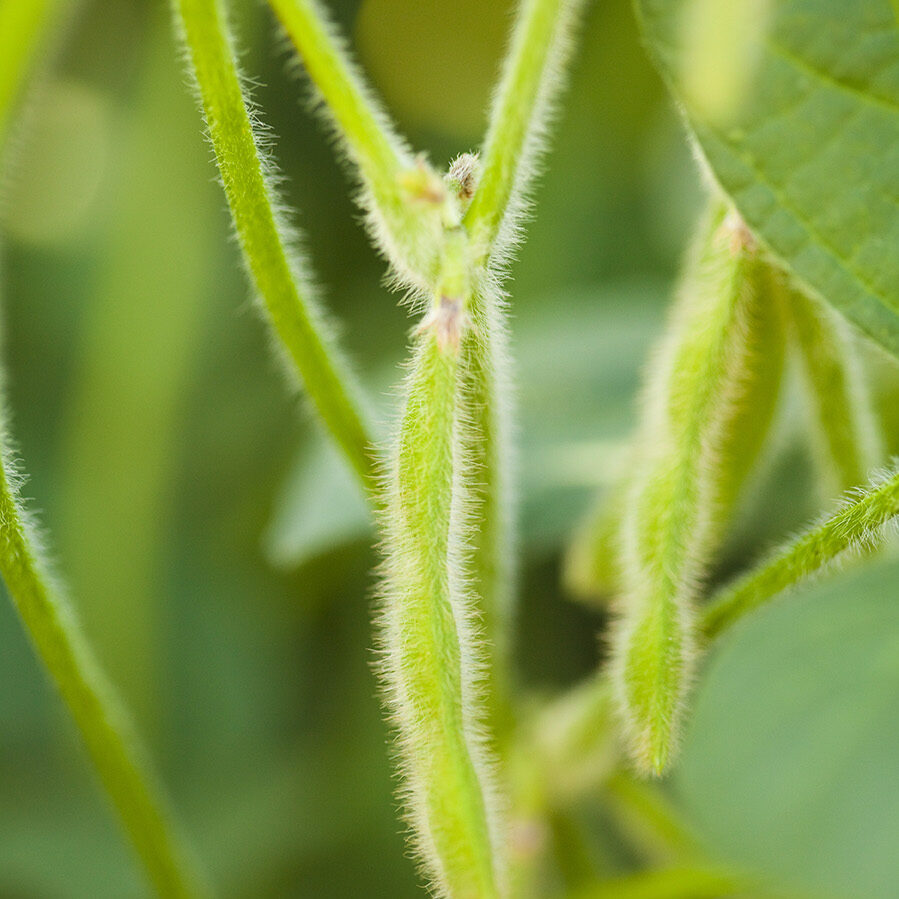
left=459, top=277, right=515, bottom=739
left=378, top=262, right=504, bottom=898
left=568, top=253, right=786, bottom=608
left=711, top=260, right=786, bottom=516
left=612, top=199, right=776, bottom=776
left=787, top=284, right=882, bottom=496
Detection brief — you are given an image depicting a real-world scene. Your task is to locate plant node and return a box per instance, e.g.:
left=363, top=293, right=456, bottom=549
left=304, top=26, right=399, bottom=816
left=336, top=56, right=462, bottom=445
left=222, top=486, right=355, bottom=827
left=398, top=156, right=447, bottom=206
left=417, top=295, right=468, bottom=352
left=446, top=153, right=481, bottom=205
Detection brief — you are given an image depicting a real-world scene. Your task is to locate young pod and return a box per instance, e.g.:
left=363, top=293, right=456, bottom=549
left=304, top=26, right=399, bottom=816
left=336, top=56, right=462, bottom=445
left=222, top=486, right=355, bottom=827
left=785, top=282, right=882, bottom=496
left=457, top=274, right=515, bottom=740
left=612, top=199, right=783, bottom=776
left=377, top=265, right=505, bottom=898
left=569, top=217, right=786, bottom=608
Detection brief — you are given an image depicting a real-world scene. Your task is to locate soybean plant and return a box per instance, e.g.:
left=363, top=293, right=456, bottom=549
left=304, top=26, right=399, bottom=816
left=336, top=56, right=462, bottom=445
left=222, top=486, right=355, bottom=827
left=4, top=0, right=899, bottom=896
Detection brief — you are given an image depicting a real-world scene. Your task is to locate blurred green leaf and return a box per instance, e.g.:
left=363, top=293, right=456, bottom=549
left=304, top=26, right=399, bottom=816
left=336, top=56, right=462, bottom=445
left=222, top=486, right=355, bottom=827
left=676, top=556, right=899, bottom=898
left=636, top=0, right=899, bottom=357
left=264, top=433, right=371, bottom=570
left=1, top=78, right=108, bottom=243
left=54, top=13, right=219, bottom=728
left=515, top=281, right=662, bottom=553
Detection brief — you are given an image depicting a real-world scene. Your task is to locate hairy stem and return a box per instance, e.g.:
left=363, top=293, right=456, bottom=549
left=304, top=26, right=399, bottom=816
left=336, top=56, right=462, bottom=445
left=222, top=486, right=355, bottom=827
left=266, top=0, right=444, bottom=289
left=173, top=0, right=377, bottom=495
left=0, top=429, right=208, bottom=897
left=702, top=465, right=899, bottom=640
left=466, top=0, right=582, bottom=265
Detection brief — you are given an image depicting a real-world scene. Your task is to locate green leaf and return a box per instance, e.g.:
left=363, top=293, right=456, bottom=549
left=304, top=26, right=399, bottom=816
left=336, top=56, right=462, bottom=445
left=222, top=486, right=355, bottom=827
left=263, top=433, right=370, bottom=570
left=678, top=557, right=899, bottom=898
left=635, top=0, right=899, bottom=357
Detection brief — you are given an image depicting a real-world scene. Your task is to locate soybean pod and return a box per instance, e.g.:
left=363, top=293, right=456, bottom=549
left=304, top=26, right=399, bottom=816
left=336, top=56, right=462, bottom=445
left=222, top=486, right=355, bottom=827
left=377, top=232, right=505, bottom=898
left=612, top=198, right=780, bottom=775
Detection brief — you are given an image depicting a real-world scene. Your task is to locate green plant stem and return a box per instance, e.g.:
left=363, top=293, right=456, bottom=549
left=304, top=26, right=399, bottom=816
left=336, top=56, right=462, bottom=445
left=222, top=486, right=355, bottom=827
left=266, top=0, right=443, bottom=289
left=0, top=0, right=66, bottom=152
left=0, top=434, right=208, bottom=897
left=465, top=0, right=581, bottom=264
left=702, top=465, right=899, bottom=639
left=532, top=673, right=617, bottom=800
left=174, top=0, right=377, bottom=495
left=379, top=284, right=504, bottom=898
left=602, top=771, right=700, bottom=863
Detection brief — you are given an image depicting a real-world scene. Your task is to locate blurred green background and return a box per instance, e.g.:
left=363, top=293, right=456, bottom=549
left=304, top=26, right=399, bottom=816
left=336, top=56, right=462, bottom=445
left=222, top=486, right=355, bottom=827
left=3, top=0, right=899, bottom=896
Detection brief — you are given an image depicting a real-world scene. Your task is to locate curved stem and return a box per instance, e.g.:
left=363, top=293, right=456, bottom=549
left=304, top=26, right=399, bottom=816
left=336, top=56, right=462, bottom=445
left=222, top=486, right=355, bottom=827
left=173, top=0, right=377, bottom=496
left=0, top=432, right=209, bottom=897
left=702, top=465, right=899, bottom=640
left=266, top=0, right=444, bottom=290
left=465, top=0, right=583, bottom=265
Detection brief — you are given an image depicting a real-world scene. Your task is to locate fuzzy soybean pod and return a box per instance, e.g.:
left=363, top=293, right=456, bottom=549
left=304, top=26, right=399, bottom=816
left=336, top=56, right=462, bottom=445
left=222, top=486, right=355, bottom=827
left=612, top=200, right=772, bottom=776
left=378, top=241, right=504, bottom=899
left=567, top=255, right=785, bottom=608
left=786, top=283, right=882, bottom=496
